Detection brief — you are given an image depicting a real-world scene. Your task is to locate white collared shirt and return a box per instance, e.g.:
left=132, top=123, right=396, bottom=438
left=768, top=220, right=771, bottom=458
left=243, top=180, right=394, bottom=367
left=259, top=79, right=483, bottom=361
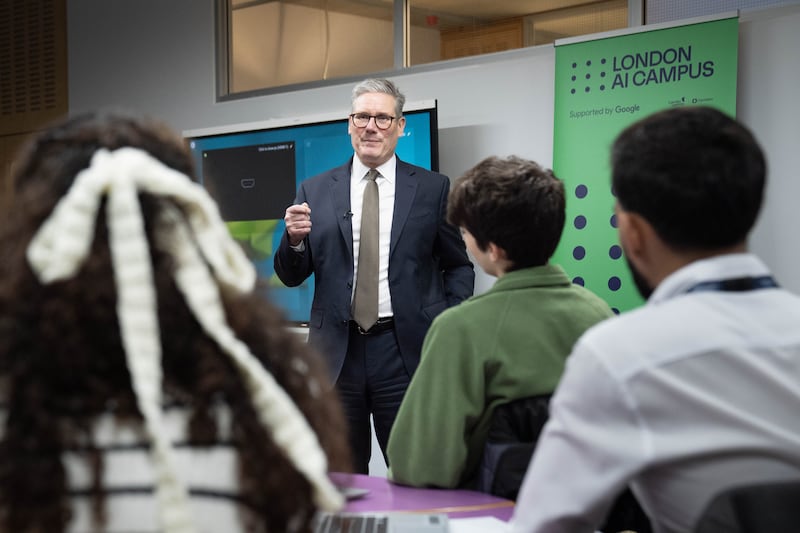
left=511, top=253, right=800, bottom=533
left=351, top=156, right=396, bottom=318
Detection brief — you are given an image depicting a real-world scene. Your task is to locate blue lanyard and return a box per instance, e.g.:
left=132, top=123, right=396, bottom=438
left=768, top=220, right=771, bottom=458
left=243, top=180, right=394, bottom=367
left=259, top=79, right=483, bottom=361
left=686, top=275, right=779, bottom=294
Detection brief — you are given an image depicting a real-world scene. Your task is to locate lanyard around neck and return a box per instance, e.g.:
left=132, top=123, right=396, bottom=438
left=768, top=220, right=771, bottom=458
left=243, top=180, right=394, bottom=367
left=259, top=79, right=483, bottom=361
left=686, top=275, right=779, bottom=294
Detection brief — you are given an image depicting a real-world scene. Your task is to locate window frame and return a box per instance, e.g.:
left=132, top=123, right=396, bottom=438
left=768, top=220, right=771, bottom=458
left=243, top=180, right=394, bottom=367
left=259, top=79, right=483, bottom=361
left=216, top=0, right=643, bottom=101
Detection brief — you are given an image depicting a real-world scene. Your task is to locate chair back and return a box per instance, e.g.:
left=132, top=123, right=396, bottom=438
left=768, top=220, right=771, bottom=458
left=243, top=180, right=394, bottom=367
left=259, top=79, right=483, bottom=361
left=476, top=394, right=652, bottom=532
left=694, top=480, right=800, bottom=533
left=476, top=394, right=551, bottom=500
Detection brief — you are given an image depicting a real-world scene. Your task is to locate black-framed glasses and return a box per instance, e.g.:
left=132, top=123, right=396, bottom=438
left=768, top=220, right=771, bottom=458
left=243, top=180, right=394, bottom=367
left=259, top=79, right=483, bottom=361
left=350, top=113, right=397, bottom=130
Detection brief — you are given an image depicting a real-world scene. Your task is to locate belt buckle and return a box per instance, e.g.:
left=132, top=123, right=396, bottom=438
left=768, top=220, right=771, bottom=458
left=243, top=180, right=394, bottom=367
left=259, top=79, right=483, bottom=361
left=352, top=321, right=373, bottom=335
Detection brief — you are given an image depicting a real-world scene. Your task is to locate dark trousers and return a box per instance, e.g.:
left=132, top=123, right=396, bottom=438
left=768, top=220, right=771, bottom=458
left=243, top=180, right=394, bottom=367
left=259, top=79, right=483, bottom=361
left=336, top=325, right=411, bottom=474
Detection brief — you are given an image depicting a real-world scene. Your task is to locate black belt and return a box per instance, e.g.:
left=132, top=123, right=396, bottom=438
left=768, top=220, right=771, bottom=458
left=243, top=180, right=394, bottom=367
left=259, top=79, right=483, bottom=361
left=350, top=317, right=395, bottom=336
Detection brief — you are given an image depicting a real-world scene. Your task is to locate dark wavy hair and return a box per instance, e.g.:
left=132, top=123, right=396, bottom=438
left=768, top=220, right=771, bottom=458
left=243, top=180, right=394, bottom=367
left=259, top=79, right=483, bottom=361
left=0, top=110, right=351, bottom=532
left=448, top=155, right=565, bottom=270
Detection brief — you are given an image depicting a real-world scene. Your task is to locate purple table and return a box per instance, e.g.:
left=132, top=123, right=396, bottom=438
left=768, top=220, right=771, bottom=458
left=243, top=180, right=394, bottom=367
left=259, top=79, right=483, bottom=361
left=332, top=473, right=515, bottom=521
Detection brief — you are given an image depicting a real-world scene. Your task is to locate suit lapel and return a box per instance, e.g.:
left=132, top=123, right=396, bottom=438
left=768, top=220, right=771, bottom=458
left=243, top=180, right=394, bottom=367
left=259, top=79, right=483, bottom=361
left=391, top=159, right=418, bottom=257
left=330, top=160, right=354, bottom=259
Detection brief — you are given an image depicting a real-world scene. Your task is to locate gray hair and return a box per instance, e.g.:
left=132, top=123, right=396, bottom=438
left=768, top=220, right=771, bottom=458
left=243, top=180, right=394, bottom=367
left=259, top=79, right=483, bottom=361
left=351, top=78, right=405, bottom=118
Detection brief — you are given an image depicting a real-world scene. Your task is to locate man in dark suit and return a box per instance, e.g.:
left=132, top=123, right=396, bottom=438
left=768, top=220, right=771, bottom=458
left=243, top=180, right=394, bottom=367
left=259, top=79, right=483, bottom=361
left=274, top=78, right=475, bottom=473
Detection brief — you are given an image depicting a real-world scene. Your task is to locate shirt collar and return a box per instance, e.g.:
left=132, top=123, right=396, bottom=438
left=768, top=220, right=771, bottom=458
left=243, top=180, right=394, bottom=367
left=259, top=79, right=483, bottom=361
left=649, top=252, right=772, bottom=304
left=352, top=155, right=396, bottom=185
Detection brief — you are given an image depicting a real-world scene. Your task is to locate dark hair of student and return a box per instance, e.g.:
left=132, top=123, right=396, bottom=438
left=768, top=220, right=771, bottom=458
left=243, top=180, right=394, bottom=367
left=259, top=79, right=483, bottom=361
left=611, top=106, right=766, bottom=251
left=448, top=155, right=566, bottom=270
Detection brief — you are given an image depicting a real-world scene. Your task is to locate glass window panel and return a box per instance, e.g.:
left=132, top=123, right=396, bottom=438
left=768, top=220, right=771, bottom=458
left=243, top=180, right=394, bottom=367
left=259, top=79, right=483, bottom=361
left=225, top=0, right=629, bottom=95
left=409, top=0, right=628, bottom=65
left=229, top=0, right=393, bottom=94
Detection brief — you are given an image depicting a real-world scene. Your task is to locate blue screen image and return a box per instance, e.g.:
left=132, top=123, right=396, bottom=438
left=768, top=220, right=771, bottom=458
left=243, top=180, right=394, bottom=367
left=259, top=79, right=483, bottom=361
left=186, top=106, right=438, bottom=324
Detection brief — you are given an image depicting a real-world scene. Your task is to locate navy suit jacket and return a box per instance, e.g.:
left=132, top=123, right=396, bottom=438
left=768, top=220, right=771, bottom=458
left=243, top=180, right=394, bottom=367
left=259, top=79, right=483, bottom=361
left=274, top=157, right=475, bottom=380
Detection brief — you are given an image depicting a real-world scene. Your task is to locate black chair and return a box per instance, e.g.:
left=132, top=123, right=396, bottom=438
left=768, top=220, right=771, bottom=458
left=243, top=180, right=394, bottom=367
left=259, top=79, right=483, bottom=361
left=476, top=394, right=551, bottom=500
left=694, top=480, right=800, bottom=533
left=476, top=394, right=652, bottom=533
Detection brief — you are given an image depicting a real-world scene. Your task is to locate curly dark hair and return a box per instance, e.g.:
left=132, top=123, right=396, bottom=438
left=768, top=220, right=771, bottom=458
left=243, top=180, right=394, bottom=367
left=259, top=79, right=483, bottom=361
left=0, top=110, right=351, bottom=532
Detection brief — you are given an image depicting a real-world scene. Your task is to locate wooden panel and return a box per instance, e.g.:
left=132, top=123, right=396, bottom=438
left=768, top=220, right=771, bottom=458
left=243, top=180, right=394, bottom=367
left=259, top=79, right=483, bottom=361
left=440, top=18, right=524, bottom=60
left=0, top=131, right=34, bottom=208
left=0, top=0, right=68, bottom=136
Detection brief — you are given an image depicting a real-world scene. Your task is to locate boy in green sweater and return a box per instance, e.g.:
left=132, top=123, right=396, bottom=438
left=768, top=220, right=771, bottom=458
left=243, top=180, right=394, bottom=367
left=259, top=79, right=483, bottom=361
left=387, top=155, right=613, bottom=489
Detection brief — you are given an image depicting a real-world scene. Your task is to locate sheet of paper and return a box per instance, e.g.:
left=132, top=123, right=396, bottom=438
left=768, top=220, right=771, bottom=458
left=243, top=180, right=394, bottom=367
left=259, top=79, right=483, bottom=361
left=449, top=516, right=510, bottom=533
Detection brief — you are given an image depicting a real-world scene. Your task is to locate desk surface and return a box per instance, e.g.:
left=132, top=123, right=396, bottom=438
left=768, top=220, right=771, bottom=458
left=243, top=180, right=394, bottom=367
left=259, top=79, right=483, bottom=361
left=332, top=473, right=514, bottom=521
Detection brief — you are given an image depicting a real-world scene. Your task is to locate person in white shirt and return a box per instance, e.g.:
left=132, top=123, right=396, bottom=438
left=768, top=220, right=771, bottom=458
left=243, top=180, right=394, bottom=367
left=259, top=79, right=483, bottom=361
left=510, top=106, right=800, bottom=533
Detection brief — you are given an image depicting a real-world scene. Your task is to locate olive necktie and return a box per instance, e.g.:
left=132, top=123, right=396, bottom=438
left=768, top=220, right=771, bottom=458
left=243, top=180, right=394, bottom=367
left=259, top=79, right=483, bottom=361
left=352, top=169, right=379, bottom=330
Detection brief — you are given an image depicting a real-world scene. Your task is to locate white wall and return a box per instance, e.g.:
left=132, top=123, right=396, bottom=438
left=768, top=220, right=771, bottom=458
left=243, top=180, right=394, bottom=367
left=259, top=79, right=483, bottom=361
left=737, top=6, right=800, bottom=294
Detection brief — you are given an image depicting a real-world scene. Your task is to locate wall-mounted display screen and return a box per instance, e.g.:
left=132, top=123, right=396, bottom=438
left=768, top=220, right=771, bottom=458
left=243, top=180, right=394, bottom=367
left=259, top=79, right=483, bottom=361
left=184, top=101, right=439, bottom=325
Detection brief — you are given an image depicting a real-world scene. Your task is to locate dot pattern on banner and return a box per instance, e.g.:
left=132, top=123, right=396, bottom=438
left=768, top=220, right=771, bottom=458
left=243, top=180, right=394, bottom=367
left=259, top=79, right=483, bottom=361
left=571, top=182, right=628, bottom=302
left=569, top=57, right=610, bottom=96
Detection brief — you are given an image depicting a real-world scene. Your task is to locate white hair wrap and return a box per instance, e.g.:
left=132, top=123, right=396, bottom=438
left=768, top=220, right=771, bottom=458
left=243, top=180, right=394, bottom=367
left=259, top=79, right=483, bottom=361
left=26, top=147, right=344, bottom=533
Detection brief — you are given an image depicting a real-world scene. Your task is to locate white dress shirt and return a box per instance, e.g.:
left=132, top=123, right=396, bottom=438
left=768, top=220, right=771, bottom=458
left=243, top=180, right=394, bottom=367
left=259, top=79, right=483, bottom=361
left=511, top=253, right=800, bottom=533
left=351, top=156, right=396, bottom=318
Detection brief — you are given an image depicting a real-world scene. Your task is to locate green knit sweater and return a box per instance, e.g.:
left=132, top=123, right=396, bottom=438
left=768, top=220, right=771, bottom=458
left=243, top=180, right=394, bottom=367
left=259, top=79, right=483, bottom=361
left=387, top=264, right=614, bottom=489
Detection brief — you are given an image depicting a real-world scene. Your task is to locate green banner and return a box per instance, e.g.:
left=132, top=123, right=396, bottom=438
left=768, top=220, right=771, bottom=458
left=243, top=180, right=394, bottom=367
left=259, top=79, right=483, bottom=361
left=552, top=16, right=739, bottom=313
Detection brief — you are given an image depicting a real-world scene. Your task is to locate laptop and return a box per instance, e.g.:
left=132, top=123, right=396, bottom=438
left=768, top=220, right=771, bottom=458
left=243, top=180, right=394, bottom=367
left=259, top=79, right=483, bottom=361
left=313, top=511, right=449, bottom=533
